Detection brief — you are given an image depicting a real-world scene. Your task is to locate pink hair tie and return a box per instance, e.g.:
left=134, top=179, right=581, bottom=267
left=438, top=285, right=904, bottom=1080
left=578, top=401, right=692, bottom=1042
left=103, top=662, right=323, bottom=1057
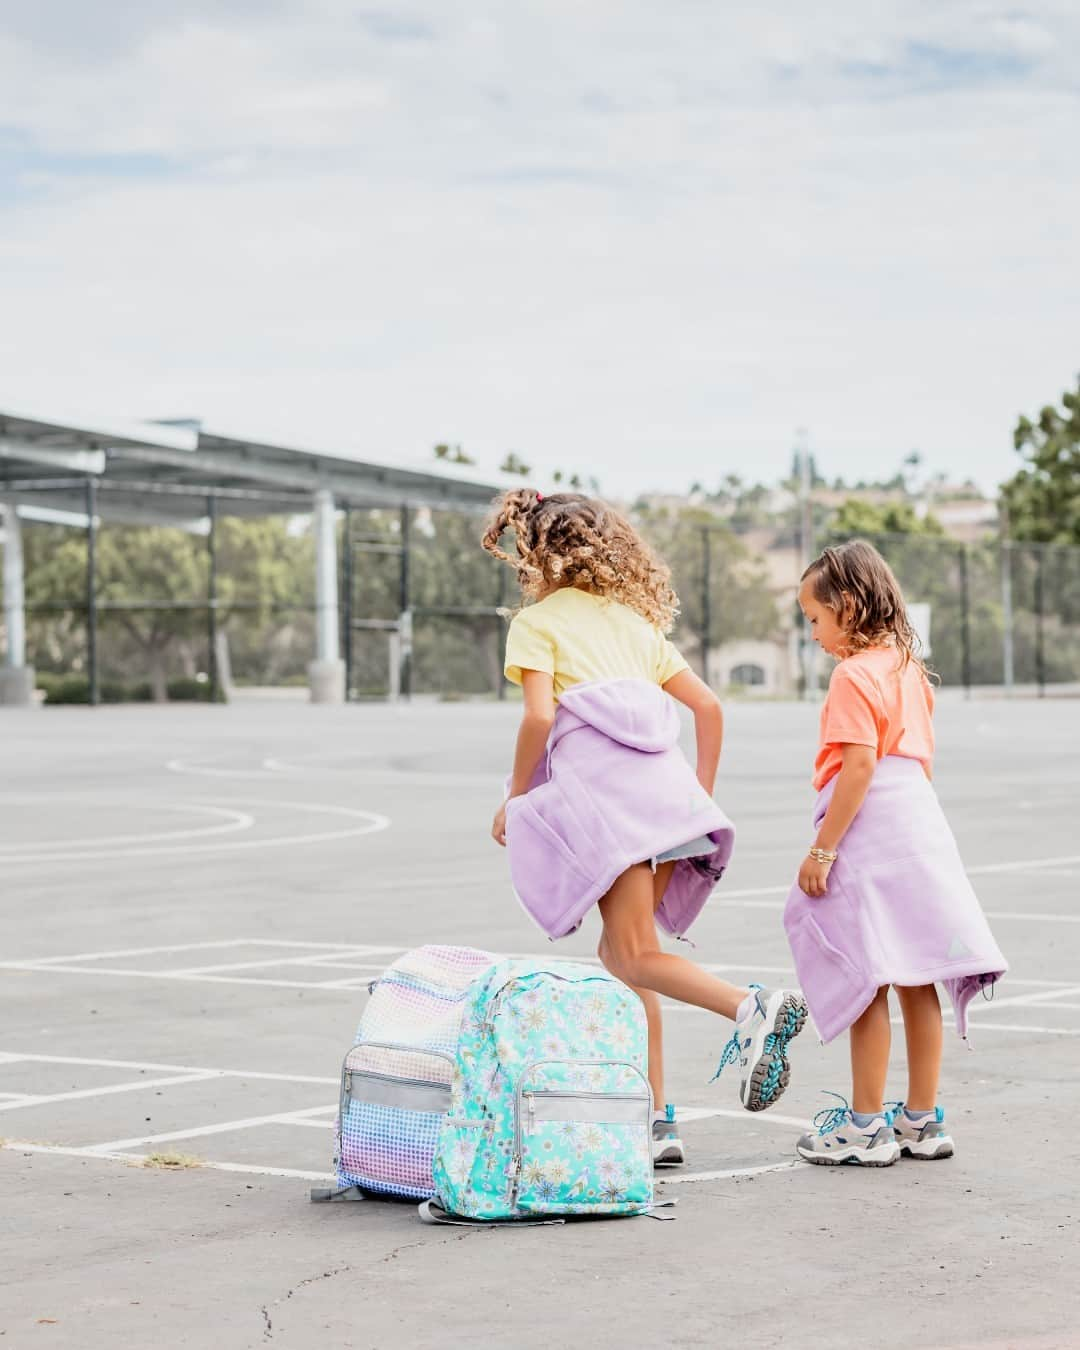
left=535, top=492, right=544, bottom=502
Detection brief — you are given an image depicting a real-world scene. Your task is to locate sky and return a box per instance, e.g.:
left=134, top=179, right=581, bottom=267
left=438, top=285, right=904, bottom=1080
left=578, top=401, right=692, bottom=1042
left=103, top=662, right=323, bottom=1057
left=1, top=2, right=1077, bottom=498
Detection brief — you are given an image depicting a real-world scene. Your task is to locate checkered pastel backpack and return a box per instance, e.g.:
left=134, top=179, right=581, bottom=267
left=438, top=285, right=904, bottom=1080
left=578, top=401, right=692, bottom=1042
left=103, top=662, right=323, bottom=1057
left=313, top=945, right=496, bottom=1203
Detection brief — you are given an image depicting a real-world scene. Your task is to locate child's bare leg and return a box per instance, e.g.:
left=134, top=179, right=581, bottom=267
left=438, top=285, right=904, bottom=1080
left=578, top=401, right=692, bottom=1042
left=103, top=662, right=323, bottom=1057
left=636, top=987, right=665, bottom=1107
left=895, top=983, right=943, bottom=1110
left=850, top=985, right=892, bottom=1114
left=599, top=927, right=664, bottom=1101
left=597, top=863, right=747, bottom=1018
left=597, top=861, right=674, bottom=1105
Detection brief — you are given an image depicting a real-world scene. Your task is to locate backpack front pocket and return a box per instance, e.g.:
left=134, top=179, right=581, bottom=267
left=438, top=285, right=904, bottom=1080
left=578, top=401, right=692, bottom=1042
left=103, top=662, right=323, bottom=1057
left=511, top=1060, right=652, bottom=1216
left=338, top=1044, right=455, bottom=1199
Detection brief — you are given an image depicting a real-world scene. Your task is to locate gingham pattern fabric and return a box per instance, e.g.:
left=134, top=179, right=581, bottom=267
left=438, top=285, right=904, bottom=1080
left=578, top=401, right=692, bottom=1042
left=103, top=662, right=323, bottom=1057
left=335, top=945, right=496, bottom=1199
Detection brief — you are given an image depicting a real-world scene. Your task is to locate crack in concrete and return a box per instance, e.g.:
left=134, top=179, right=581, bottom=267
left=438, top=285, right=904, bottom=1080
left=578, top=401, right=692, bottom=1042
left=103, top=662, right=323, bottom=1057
left=260, top=1229, right=480, bottom=1339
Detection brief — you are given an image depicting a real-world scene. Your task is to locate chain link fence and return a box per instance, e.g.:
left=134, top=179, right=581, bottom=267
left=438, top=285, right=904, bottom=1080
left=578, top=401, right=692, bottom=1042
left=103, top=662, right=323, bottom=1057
left=4, top=492, right=1080, bottom=702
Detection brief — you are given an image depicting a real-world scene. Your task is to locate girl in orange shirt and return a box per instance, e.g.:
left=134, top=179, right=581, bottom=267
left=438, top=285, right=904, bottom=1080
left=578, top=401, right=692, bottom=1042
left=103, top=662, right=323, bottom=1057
left=785, top=541, right=1007, bottom=1166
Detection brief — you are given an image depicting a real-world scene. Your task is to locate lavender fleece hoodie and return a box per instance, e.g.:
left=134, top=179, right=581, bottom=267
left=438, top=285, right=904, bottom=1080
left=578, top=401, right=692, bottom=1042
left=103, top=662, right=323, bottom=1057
left=783, top=755, right=1008, bottom=1042
left=504, top=678, right=735, bottom=940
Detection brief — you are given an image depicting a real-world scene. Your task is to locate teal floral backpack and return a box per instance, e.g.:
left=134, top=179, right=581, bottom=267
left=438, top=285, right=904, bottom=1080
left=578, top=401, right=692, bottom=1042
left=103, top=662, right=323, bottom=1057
left=428, top=959, right=656, bottom=1223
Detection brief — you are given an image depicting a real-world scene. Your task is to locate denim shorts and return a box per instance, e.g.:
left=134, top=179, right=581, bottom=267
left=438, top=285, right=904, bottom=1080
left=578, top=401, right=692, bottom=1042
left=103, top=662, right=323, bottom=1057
left=651, top=833, right=714, bottom=871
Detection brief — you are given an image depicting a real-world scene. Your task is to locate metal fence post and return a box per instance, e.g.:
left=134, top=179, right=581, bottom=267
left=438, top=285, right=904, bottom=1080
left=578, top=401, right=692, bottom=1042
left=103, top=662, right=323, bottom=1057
left=85, top=478, right=99, bottom=706
left=958, top=545, right=972, bottom=698
left=399, top=503, right=412, bottom=700
left=700, top=526, right=712, bottom=685
left=342, top=504, right=353, bottom=702
left=496, top=562, right=508, bottom=701
left=206, top=494, right=218, bottom=703
left=1000, top=537, right=1014, bottom=695
left=1035, top=546, right=1046, bottom=698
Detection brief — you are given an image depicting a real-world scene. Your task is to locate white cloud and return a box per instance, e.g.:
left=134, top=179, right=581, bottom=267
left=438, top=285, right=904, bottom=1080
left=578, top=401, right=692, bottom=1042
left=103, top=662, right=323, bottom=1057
left=0, top=1, right=1077, bottom=496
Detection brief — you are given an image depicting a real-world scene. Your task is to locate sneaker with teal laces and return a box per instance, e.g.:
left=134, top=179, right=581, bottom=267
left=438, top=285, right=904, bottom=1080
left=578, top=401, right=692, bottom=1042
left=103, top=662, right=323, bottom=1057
left=651, top=1103, right=685, bottom=1167
left=796, top=1094, right=900, bottom=1166
left=891, top=1103, right=954, bottom=1160
left=712, top=985, right=809, bottom=1111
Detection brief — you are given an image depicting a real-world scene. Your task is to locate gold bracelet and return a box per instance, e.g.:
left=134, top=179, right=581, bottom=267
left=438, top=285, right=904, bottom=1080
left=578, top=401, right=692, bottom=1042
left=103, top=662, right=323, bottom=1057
left=808, top=846, right=838, bottom=864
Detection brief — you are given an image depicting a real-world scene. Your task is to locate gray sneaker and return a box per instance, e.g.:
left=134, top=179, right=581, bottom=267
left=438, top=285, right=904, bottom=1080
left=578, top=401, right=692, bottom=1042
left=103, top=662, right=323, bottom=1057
left=796, top=1096, right=900, bottom=1167
left=652, top=1104, right=685, bottom=1167
left=892, top=1104, right=954, bottom=1160
left=713, top=985, right=809, bottom=1111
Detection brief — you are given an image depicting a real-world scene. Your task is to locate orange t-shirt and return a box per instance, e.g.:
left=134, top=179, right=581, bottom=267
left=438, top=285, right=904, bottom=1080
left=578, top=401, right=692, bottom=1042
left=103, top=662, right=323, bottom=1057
left=813, top=646, right=935, bottom=791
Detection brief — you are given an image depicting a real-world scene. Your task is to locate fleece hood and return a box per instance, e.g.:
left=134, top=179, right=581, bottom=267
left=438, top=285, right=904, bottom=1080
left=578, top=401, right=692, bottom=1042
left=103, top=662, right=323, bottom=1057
left=553, top=678, right=681, bottom=754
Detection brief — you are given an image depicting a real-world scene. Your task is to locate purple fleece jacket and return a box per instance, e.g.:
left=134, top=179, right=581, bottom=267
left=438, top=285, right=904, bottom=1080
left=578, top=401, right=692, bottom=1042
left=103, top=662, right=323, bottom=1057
left=783, top=755, right=1008, bottom=1042
left=504, top=678, right=735, bottom=940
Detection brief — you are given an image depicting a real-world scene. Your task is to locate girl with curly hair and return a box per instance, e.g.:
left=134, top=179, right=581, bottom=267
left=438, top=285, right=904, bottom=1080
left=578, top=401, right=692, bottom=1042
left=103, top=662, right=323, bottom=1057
left=787, top=540, right=1007, bottom=1167
left=482, top=488, right=809, bottom=1167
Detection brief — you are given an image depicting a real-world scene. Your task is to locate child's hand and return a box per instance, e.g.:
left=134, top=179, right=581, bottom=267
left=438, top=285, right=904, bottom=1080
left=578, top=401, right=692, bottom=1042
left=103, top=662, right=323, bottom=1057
left=491, top=801, right=508, bottom=847
left=798, top=854, right=833, bottom=898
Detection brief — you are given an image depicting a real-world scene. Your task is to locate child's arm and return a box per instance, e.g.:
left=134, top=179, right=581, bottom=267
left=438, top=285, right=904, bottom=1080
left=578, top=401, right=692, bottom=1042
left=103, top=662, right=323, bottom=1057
left=798, top=743, right=876, bottom=897
left=491, top=669, right=555, bottom=846
left=662, top=669, right=723, bottom=795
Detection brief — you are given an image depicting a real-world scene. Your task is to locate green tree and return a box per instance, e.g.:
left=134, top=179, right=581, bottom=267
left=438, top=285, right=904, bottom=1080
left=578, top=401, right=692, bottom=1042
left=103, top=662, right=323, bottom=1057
left=633, top=505, right=778, bottom=676
left=1001, top=376, right=1080, bottom=544
left=434, top=443, right=476, bottom=466
left=22, top=516, right=315, bottom=699
left=499, top=452, right=532, bottom=477
left=827, top=498, right=944, bottom=539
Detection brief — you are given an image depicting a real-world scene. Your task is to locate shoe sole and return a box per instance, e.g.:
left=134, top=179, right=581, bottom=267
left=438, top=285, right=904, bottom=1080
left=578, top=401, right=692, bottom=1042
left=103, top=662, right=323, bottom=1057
left=652, top=1145, right=686, bottom=1168
left=900, top=1138, right=955, bottom=1160
left=796, top=1140, right=901, bottom=1167
left=741, top=992, right=809, bottom=1112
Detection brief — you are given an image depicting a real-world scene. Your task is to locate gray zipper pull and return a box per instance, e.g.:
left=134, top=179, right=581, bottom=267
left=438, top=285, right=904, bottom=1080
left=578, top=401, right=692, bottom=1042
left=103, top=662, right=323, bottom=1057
left=509, top=1154, right=522, bottom=1207
left=527, top=1093, right=535, bottom=1132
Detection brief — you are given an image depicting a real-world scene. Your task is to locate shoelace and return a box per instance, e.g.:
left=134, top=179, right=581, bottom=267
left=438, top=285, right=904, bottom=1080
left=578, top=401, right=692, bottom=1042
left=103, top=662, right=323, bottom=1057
left=812, top=1091, right=853, bottom=1136
left=812, top=1091, right=896, bottom=1136
left=709, top=984, right=764, bottom=1082
left=710, top=1029, right=742, bottom=1082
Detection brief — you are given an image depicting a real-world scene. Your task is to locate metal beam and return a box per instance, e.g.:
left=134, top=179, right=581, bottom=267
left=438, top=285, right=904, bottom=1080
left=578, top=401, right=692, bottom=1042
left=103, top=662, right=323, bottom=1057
left=0, top=439, right=106, bottom=475
left=106, top=443, right=495, bottom=509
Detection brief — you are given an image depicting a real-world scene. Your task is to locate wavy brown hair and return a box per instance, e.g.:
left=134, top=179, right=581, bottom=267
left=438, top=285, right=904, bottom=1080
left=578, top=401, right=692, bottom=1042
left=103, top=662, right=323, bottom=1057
left=802, top=539, right=930, bottom=675
left=481, top=489, right=679, bottom=631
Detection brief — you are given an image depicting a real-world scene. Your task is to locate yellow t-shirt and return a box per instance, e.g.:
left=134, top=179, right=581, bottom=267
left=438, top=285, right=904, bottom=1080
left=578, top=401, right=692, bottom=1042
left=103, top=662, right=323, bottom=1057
left=504, top=587, right=688, bottom=700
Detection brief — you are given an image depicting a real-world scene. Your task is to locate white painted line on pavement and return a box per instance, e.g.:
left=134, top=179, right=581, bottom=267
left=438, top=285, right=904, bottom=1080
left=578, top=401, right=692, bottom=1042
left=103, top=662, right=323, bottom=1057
left=677, top=1105, right=810, bottom=1129
left=0, top=803, right=255, bottom=857
left=966, top=984, right=1080, bottom=1012
left=167, top=949, right=385, bottom=976
left=923, top=1019, right=1080, bottom=1036
left=3, top=1140, right=337, bottom=1183
left=11, top=938, right=255, bottom=966
left=659, top=1160, right=799, bottom=1185
left=5, top=1137, right=802, bottom=1190
left=1, top=1052, right=338, bottom=1086
left=0, top=1071, right=220, bottom=1114
left=0, top=799, right=390, bottom=864
left=0, top=963, right=360, bottom=991
left=88, top=1103, right=338, bottom=1153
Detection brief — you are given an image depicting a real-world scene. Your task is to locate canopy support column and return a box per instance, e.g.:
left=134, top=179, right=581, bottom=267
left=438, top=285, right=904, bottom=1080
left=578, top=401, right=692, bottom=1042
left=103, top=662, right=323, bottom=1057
left=1, top=502, right=34, bottom=706
left=309, top=487, right=345, bottom=703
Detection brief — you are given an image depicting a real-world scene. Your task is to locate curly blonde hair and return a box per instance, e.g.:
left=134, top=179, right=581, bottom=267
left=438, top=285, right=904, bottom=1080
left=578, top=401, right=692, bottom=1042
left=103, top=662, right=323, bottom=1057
left=802, top=540, right=930, bottom=675
left=481, top=489, right=679, bottom=631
